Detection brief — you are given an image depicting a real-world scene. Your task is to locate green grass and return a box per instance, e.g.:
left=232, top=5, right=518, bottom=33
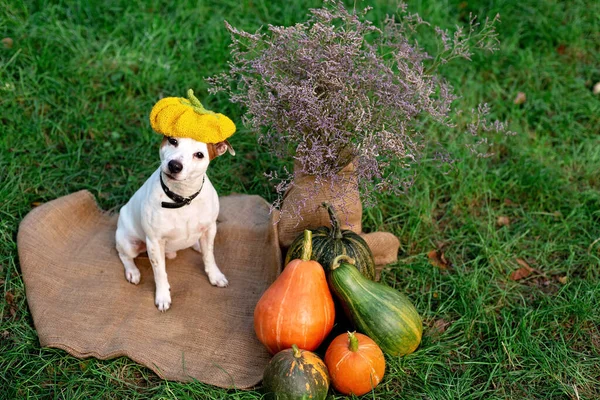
left=1, top=0, right=600, bottom=398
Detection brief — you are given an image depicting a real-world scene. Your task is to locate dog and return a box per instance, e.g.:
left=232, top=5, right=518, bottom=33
left=115, top=135, right=234, bottom=311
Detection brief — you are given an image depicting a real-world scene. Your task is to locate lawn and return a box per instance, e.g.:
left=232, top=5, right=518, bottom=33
left=1, top=0, right=600, bottom=398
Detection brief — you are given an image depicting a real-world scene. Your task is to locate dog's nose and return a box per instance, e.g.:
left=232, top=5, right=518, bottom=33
left=168, top=160, right=183, bottom=174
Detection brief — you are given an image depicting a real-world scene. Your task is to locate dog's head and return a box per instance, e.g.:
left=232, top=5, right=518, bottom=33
left=159, top=136, right=235, bottom=182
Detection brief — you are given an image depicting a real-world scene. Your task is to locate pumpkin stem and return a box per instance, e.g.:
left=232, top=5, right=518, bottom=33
left=348, top=331, right=359, bottom=352
left=186, top=89, right=217, bottom=116
left=322, top=202, right=343, bottom=240
left=331, top=255, right=355, bottom=270
left=291, top=344, right=302, bottom=358
left=300, top=230, right=313, bottom=261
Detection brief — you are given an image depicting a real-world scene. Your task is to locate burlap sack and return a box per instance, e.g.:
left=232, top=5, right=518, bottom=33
left=360, top=232, right=400, bottom=267
left=17, top=190, right=281, bottom=389
left=277, top=162, right=400, bottom=269
left=277, top=162, right=362, bottom=247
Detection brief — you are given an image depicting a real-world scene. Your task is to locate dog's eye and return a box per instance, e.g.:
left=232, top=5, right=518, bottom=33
left=194, top=152, right=205, bottom=159
left=167, top=137, right=178, bottom=146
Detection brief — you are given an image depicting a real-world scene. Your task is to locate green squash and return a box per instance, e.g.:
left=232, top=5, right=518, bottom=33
left=327, top=256, right=422, bottom=356
left=262, top=344, right=330, bottom=400
left=285, top=203, right=376, bottom=280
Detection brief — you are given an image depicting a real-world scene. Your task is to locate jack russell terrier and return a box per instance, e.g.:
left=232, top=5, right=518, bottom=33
left=116, top=90, right=235, bottom=311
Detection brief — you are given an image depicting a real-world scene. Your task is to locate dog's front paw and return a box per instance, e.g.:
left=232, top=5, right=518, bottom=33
left=208, top=270, right=229, bottom=288
left=125, top=268, right=141, bottom=285
left=155, top=289, right=172, bottom=312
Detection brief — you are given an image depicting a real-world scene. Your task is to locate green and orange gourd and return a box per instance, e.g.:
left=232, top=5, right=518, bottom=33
left=327, top=255, right=423, bottom=356
left=262, top=344, right=330, bottom=400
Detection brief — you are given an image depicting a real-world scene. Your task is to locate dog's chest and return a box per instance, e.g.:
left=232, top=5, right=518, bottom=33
left=146, top=198, right=215, bottom=242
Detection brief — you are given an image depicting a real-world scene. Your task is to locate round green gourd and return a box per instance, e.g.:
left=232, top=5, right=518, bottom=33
left=262, top=344, right=330, bottom=400
left=328, top=255, right=423, bottom=356
left=285, top=203, right=376, bottom=280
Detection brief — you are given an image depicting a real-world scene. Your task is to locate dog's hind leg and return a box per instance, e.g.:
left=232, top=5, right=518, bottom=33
left=192, top=241, right=202, bottom=254
left=146, top=238, right=171, bottom=312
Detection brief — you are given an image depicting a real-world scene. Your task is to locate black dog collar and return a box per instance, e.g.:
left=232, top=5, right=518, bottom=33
left=159, top=173, right=205, bottom=209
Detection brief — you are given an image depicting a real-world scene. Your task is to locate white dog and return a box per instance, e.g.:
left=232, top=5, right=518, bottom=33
left=115, top=135, right=234, bottom=311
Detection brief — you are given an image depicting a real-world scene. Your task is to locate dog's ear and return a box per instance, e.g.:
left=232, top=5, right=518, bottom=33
left=208, top=140, right=235, bottom=160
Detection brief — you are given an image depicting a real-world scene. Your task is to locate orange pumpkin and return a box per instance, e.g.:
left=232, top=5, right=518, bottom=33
left=325, top=331, right=386, bottom=396
left=254, top=230, right=335, bottom=354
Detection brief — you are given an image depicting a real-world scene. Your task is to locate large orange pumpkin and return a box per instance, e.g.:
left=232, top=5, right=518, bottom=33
left=325, top=331, right=386, bottom=396
left=254, top=230, right=335, bottom=354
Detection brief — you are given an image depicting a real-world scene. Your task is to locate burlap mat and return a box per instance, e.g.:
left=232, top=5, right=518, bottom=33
left=17, top=190, right=281, bottom=389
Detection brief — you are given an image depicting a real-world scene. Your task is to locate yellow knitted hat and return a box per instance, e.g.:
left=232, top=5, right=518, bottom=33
left=149, top=89, right=236, bottom=143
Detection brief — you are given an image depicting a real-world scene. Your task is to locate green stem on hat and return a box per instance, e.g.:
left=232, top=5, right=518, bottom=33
left=186, top=89, right=217, bottom=116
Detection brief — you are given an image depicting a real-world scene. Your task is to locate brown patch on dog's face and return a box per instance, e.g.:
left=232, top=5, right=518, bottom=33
left=206, top=143, right=217, bottom=161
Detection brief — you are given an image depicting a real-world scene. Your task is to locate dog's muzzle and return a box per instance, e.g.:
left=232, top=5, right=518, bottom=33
left=168, top=160, right=183, bottom=174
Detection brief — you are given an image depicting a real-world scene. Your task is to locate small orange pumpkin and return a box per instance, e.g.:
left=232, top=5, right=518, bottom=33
left=325, top=331, right=386, bottom=396
left=254, top=230, right=335, bottom=354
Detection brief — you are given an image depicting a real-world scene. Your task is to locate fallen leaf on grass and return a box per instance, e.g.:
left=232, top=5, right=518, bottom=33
left=428, top=250, right=451, bottom=270
left=558, top=276, right=568, bottom=285
left=1, top=37, right=13, bottom=49
left=509, top=267, right=531, bottom=281
left=5, top=291, right=14, bottom=304
left=514, top=92, right=526, bottom=105
left=509, top=258, right=534, bottom=281
left=4, top=291, right=17, bottom=318
left=431, top=319, right=450, bottom=335
left=497, top=216, right=510, bottom=227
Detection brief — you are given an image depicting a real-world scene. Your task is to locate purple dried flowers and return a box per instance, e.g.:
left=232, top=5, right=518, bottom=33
left=208, top=0, right=510, bottom=211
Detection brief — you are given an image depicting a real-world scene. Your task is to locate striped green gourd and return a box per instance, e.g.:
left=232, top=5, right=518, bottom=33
left=262, top=344, right=330, bottom=400
left=285, top=203, right=376, bottom=280
left=327, top=255, right=422, bottom=356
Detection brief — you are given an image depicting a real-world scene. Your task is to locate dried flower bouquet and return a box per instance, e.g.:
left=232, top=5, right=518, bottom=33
left=209, top=0, right=510, bottom=263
